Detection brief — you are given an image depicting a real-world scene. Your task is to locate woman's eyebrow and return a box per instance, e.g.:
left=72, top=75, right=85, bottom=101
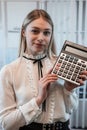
left=32, top=26, right=52, bottom=31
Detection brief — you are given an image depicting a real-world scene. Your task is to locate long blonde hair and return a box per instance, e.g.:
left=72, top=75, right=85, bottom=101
left=18, top=9, right=56, bottom=58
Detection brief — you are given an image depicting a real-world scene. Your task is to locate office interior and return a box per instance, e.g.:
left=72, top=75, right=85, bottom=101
left=0, top=0, right=87, bottom=129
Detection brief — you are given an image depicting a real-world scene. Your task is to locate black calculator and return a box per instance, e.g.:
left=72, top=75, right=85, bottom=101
left=52, top=40, right=87, bottom=85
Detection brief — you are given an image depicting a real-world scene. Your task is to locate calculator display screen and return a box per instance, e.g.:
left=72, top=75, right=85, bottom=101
left=65, top=46, right=87, bottom=58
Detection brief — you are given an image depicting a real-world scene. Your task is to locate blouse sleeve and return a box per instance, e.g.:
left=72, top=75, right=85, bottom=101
left=63, top=87, right=79, bottom=114
left=0, top=66, right=41, bottom=130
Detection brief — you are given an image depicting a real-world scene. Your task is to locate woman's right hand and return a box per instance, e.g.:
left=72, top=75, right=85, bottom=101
left=36, top=69, right=58, bottom=106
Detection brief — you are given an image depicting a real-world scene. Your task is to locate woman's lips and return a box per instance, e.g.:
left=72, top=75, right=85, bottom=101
left=35, top=43, right=44, bottom=48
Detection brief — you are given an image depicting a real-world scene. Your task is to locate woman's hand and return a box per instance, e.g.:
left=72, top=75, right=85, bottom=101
left=36, top=68, right=58, bottom=106
left=78, top=70, right=87, bottom=85
left=64, top=70, right=87, bottom=91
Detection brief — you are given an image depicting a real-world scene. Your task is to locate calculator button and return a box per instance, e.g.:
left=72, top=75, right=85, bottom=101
left=61, top=64, right=65, bottom=68
left=76, top=66, right=80, bottom=70
left=59, top=68, right=63, bottom=72
left=69, top=58, right=73, bottom=62
left=55, top=65, right=59, bottom=70
left=73, top=60, right=77, bottom=64
left=62, top=73, right=66, bottom=77
left=68, top=71, right=72, bottom=75
left=58, top=72, right=62, bottom=76
left=63, top=61, right=67, bottom=65
left=65, top=67, right=69, bottom=70
left=58, top=59, right=62, bottom=63
left=70, top=68, right=74, bottom=72
left=74, top=69, right=79, bottom=73
left=67, top=63, right=71, bottom=66
left=74, top=58, right=79, bottom=61
left=82, top=64, right=86, bottom=68
left=79, top=67, right=86, bottom=75
left=70, top=56, right=74, bottom=59
left=65, top=58, right=68, bottom=61
left=53, top=69, right=58, bottom=74
left=64, top=70, right=68, bottom=74
left=60, top=56, right=64, bottom=59
left=80, top=68, right=85, bottom=71
left=71, top=64, right=75, bottom=68
left=67, top=75, right=71, bottom=79
left=66, top=55, right=70, bottom=58
left=71, top=74, right=77, bottom=81
left=78, top=62, right=82, bottom=66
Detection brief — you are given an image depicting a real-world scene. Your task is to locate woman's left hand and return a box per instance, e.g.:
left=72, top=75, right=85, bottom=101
left=78, top=70, right=87, bottom=85
left=64, top=70, right=87, bottom=91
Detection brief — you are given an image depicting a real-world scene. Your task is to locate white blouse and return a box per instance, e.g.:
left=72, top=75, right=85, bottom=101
left=0, top=56, right=78, bottom=130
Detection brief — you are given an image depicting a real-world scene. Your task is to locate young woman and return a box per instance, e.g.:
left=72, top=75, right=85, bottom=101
left=0, top=9, right=87, bottom=130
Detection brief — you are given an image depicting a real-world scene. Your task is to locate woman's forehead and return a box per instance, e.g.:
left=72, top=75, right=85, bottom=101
left=28, top=17, right=52, bottom=30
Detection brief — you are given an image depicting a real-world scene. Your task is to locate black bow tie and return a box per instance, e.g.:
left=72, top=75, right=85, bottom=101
left=23, top=55, right=46, bottom=78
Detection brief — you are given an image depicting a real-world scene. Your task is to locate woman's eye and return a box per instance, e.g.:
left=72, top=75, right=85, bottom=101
left=43, top=31, right=51, bottom=36
left=31, top=29, right=51, bottom=36
left=31, top=29, right=39, bottom=34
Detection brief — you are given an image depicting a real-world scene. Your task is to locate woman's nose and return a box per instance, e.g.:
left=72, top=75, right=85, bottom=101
left=38, top=32, right=44, bottom=41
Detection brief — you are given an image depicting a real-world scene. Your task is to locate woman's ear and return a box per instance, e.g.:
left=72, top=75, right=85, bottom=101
left=22, top=29, right=26, bottom=37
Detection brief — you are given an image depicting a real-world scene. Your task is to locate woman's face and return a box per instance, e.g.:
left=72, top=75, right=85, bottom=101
left=23, top=17, right=52, bottom=55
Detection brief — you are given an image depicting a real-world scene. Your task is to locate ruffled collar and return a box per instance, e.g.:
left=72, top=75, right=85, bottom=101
left=23, top=53, right=47, bottom=60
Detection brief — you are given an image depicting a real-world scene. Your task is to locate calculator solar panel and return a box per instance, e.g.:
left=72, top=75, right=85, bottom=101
left=52, top=40, right=87, bottom=85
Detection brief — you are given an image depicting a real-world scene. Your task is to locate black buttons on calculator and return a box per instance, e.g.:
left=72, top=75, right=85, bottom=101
left=52, top=53, right=87, bottom=85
